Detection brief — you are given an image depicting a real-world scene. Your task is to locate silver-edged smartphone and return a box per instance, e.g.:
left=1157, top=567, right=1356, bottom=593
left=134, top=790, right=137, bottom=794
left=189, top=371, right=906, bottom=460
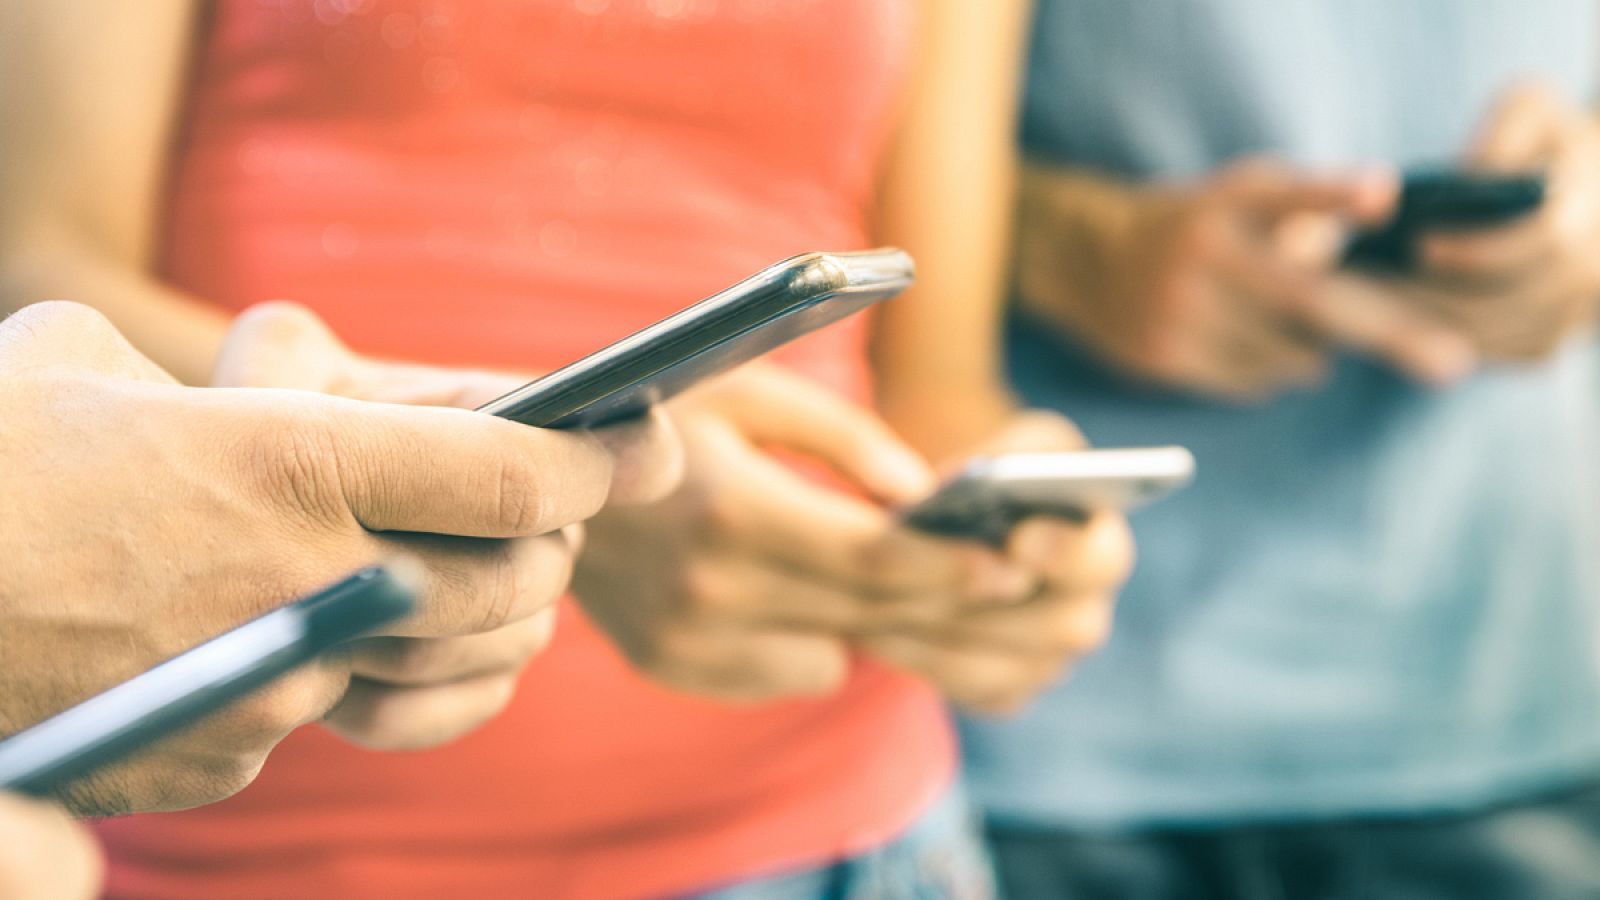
left=477, top=249, right=914, bottom=429
left=902, top=447, right=1196, bottom=544
left=0, top=566, right=417, bottom=799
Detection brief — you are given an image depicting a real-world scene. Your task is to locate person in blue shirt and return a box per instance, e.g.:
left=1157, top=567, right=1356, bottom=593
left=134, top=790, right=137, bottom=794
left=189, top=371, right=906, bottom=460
left=962, top=2, right=1600, bottom=896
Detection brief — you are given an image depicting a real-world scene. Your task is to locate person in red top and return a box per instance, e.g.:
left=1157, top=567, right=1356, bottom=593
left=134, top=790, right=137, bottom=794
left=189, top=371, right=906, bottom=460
left=0, top=1, right=1133, bottom=897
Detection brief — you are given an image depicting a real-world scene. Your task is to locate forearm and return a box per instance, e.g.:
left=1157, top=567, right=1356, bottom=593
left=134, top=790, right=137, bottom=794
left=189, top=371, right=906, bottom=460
left=0, top=1, right=212, bottom=381
left=871, top=0, right=1032, bottom=462
left=1012, top=161, right=1139, bottom=335
left=0, top=240, right=228, bottom=385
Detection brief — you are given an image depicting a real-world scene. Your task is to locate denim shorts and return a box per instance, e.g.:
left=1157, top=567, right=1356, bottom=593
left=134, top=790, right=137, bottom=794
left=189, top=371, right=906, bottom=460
left=690, top=780, right=996, bottom=900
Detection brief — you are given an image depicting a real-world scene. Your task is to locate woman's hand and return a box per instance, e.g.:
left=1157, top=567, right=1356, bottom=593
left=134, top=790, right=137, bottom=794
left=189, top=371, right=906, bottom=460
left=858, top=412, right=1134, bottom=714
left=211, top=303, right=682, bottom=751
left=571, top=364, right=1043, bottom=702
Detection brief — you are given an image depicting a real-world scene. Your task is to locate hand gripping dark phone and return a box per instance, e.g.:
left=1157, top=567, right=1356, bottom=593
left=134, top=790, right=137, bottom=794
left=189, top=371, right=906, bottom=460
left=0, top=565, right=417, bottom=799
left=1343, top=171, right=1546, bottom=271
left=902, top=447, right=1196, bottom=545
left=476, top=249, right=914, bottom=428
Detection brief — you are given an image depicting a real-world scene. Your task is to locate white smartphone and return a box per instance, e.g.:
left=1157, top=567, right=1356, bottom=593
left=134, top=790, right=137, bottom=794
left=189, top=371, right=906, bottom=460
left=901, top=447, right=1196, bottom=544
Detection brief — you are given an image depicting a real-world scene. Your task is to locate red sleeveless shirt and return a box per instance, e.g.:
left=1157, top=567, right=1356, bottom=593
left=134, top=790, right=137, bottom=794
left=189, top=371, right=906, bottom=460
left=93, top=2, right=953, bottom=898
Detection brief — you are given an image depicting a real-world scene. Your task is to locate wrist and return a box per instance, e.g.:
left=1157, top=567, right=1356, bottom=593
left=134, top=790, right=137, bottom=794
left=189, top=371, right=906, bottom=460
left=1015, top=162, right=1141, bottom=330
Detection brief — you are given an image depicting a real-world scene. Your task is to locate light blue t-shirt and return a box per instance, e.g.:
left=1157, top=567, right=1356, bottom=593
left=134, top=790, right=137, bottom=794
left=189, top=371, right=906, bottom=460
left=959, top=0, right=1600, bottom=828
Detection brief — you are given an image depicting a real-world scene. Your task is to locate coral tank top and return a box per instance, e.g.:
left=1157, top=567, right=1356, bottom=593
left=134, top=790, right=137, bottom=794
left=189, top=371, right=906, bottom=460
left=93, top=2, right=953, bottom=898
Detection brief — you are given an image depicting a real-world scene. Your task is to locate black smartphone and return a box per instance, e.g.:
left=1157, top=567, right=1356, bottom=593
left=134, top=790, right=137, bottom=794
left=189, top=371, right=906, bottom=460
left=901, top=447, right=1196, bottom=546
left=0, top=565, right=417, bottom=798
left=476, top=249, right=913, bottom=428
left=1343, top=171, right=1546, bottom=271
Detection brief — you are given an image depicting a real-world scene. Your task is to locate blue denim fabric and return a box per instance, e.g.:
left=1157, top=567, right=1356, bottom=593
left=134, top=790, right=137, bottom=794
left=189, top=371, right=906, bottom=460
left=987, top=780, right=1600, bottom=900
left=689, top=783, right=996, bottom=900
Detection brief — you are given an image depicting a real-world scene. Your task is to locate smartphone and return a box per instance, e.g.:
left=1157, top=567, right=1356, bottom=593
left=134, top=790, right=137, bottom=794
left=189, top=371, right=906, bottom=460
left=1343, top=171, right=1546, bottom=271
left=477, top=249, right=913, bottom=428
left=902, top=447, right=1196, bottom=545
left=0, top=565, right=417, bottom=798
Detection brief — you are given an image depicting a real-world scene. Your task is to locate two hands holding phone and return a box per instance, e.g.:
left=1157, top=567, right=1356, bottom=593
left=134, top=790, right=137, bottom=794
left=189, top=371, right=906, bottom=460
left=1016, top=82, right=1600, bottom=400
left=0, top=302, right=682, bottom=817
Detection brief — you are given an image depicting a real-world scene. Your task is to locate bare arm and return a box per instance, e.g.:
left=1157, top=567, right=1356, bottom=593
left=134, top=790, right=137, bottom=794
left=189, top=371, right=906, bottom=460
left=0, top=1, right=230, bottom=385
left=870, top=0, right=1032, bottom=462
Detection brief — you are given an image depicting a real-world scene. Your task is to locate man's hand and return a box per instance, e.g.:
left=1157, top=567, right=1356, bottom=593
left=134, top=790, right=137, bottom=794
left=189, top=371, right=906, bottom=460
left=0, top=795, right=101, bottom=900
left=1403, top=83, right=1600, bottom=360
left=1017, top=159, right=1476, bottom=399
left=858, top=412, right=1134, bottom=713
left=571, top=364, right=1045, bottom=702
left=0, top=301, right=678, bottom=815
left=209, top=302, right=683, bottom=750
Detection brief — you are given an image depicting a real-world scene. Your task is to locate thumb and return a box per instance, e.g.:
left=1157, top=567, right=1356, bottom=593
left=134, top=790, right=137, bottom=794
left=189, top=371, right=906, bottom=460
left=1467, top=82, right=1567, bottom=170
left=0, top=795, right=103, bottom=900
left=708, top=364, right=935, bottom=502
left=213, top=301, right=356, bottom=390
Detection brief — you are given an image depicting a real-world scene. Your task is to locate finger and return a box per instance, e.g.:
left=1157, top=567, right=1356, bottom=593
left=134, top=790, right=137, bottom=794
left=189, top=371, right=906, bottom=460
left=700, top=424, right=1032, bottom=602
left=711, top=365, right=935, bottom=502
left=213, top=301, right=354, bottom=391
left=322, top=672, right=520, bottom=751
left=1420, top=213, right=1557, bottom=283
left=374, top=531, right=575, bottom=638
left=965, top=410, right=1086, bottom=456
left=683, top=553, right=964, bottom=632
left=345, top=609, right=557, bottom=685
left=650, top=624, right=851, bottom=702
left=861, top=633, right=1060, bottom=713
left=0, top=301, right=175, bottom=384
left=1196, top=262, right=1331, bottom=394
left=1467, top=82, right=1567, bottom=169
left=1428, top=265, right=1598, bottom=360
left=1008, top=513, right=1135, bottom=592
left=278, top=395, right=617, bottom=537
left=1218, top=159, right=1398, bottom=224
left=1297, top=275, right=1478, bottom=385
left=930, top=591, right=1116, bottom=656
left=590, top=406, right=686, bottom=505
left=0, top=795, right=102, bottom=900
left=356, top=363, right=528, bottom=410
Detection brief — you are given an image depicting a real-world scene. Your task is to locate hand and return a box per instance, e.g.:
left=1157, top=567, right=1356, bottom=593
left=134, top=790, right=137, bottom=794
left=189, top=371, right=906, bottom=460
left=857, top=412, right=1134, bottom=713
left=210, top=302, right=684, bottom=749
left=0, top=302, right=655, bottom=814
left=1404, top=82, right=1600, bottom=360
left=0, top=795, right=101, bottom=900
left=1016, top=159, right=1475, bottom=399
left=571, top=364, right=1043, bottom=702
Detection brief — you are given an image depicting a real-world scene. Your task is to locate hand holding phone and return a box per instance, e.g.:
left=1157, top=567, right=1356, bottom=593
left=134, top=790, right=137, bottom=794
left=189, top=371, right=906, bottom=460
left=902, top=446, right=1195, bottom=545
left=0, top=566, right=417, bottom=801
left=1343, top=170, right=1546, bottom=272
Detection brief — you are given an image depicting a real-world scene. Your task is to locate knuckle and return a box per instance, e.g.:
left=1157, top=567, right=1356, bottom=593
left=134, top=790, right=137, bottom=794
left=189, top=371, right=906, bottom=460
left=493, top=457, right=553, bottom=535
left=245, top=413, right=348, bottom=524
left=473, top=550, right=524, bottom=632
left=380, top=637, right=452, bottom=678
left=679, top=559, right=747, bottom=618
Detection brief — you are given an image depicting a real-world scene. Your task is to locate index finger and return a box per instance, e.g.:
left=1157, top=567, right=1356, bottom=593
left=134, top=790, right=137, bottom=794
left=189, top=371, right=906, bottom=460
left=1217, top=160, right=1398, bottom=225
left=706, top=425, right=1031, bottom=603
left=251, top=392, right=619, bottom=538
